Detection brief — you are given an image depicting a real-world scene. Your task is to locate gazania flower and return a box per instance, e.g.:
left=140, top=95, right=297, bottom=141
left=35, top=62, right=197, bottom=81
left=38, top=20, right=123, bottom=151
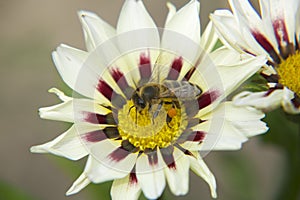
left=31, top=0, right=268, bottom=199
left=211, top=0, right=300, bottom=114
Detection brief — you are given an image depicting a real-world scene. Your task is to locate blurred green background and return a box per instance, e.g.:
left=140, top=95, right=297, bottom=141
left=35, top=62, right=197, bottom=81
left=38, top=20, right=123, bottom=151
left=0, top=0, right=299, bottom=200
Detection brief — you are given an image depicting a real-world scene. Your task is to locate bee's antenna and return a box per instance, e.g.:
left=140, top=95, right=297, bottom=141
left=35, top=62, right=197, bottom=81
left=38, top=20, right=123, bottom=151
left=128, top=105, right=135, bottom=115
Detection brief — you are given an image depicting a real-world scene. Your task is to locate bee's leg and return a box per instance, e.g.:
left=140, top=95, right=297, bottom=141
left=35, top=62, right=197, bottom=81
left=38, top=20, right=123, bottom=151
left=166, top=115, right=172, bottom=128
left=151, top=101, right=163, bottom=124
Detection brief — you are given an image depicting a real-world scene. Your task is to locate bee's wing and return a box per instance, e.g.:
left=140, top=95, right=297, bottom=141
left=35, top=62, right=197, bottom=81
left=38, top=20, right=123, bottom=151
left=162, top=80, right=202, bottom=99
left=149, top=51, right=173, bottom=84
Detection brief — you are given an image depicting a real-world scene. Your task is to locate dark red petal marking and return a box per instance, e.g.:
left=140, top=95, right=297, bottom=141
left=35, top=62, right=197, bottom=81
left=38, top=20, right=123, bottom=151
left=139, top=52, right=151, bottom=82
left=108, top=146, right=131, bottom=162
left=184, top=67, right=196, bottom=81
left=197, top=90, right=220, bottom=110
left=251, top=31, right=281, bottom=64
left=272, top=19, right=294, bottom=59
left=260, top=72, right=279, bottom=83
left=167, top=57, right=183, bottom=80
left=177, top=129, right=206, bottom=143
left=110, top=68, right=129, bottom=90
left=110, top=68, right=135, bottom=99
left=160, top=146, right=176, bottom=169
left=145, top=150, right=158, bottom=166
left=84, top=112, right=116, bottom=124
left=174, top=144, right=194, bottom=157
left=273, top=19, right=289, bottom=46
left=186, top=131, right=206, bottom=142
left=263, top=84, right=284, bottom=97
left=291, top=94, right=300, bottom=108
left=83, top=130, right=107, bottom=142
left=97, top=79, right=113, bottom=100
left=129, top=167, right=138, bottom=185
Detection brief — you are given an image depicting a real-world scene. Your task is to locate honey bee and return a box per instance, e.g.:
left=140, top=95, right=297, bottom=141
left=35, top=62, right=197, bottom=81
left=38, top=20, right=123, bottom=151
left=129, top=52, right=202, bottom=126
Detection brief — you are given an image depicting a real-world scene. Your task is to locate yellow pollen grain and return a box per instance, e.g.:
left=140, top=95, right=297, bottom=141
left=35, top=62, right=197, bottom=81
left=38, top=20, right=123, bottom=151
left=117, top=101, right=188, bottom=151
left=277, top=50, right=300, bottom=96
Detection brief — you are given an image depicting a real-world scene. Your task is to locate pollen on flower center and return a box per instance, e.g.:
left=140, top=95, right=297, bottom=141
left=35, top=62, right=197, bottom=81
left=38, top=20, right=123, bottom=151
left=277, top=50, right=300, bottom=96
left=117, top=100, right=188, bottom=151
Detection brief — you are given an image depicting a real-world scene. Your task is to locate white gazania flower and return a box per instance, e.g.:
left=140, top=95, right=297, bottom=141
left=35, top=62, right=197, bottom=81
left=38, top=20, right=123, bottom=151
left=31, top=0, right=268, bottom=199
left=211, top=0, right=300, bottom=114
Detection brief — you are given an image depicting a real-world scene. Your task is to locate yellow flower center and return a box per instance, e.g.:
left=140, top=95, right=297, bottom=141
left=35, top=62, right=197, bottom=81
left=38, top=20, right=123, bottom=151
left=277, top=50, right=300, bottom=96
left=117, top=100, right=188, bottom=151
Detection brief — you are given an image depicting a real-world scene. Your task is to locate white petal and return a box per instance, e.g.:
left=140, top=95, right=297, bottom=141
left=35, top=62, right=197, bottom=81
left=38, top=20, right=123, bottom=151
left=215, top=102, right=268, bottom=138
left=164, top=0, right=201, bottom=44
left=200, top=21, right=219, bottom=53
left=87, top=140, right=138, bottom=183
left=52, top=44, right=101, bottom=100
left=117, top=0, right=157, bottom=34
left=39, top=89, right=111, bottom=123
left=195, top=102, right=268, bottom=151
left=281, top=87, right=300, bottom=114
left=189, top=152, right=217, bottom=198
left=136, top=151, right=166, bottom=199
left=111, top=175, right=141, bottom=200
left=296, top=4, right=300, bottom=39
left=66, top=173, right=90, bottom=195
left=78, top=10, right=116, bottom=51
left=210, top=10, right=250, bottom=53
left=233, top=89, right=284, bottom=112
left=165, top=2, right=177, bottom=26
left=30, top=125, right=88, bottom=160
left=213, top=49, right=267, bottom=96
left=115, top=0, right=159, bottom=83
left=52, top=44, right=87, bottom=90
left=164, top=148, right=190, bottom=196
left=267, top=0, right=299, bottom=45
left=229, top=0, right=273, bottom=56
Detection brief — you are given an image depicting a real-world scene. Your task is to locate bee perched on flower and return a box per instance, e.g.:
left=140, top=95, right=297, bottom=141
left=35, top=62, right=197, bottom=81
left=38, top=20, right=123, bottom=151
left=31, top=0, right=268, bottom=199
left=211, top=0, right=300, bottom=114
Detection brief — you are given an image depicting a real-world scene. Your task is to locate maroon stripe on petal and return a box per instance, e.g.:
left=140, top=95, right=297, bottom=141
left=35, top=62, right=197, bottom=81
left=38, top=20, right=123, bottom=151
left=174, top=144, right=194, bottom=157
left=251, top=31, right=281, bottom=64
left=110, top=68, right=135, bottom=99
left=167, top=57, right=183, bottom=80
left=129, top=167, right=138, bottom=185
left=160, top=146, right=176, bottom=169
left=108, top=146, right=131, bottom=162
left=260, top=72, right=279, bottom=83
left=97, top=79, right=113, bottom=100
left=145, top=150, right=158, bottom=166
left=291, top=95, right=300, bottom=108
left=84, top=112, right=116, bottom=124
left=83, top=130, right=107, bottom=142
left=186, top=131, right=206, bottom=142
left=197, top=90, right=220, bottom=110
left=263, top=84, right=284, bottom=97
left=273, top=19, right=289, bottom=46
left=184, top=67, right=196, bottom=81
left=110, top=68, right=129, bottom=89
left=139, top=52, right=151, bottom=81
